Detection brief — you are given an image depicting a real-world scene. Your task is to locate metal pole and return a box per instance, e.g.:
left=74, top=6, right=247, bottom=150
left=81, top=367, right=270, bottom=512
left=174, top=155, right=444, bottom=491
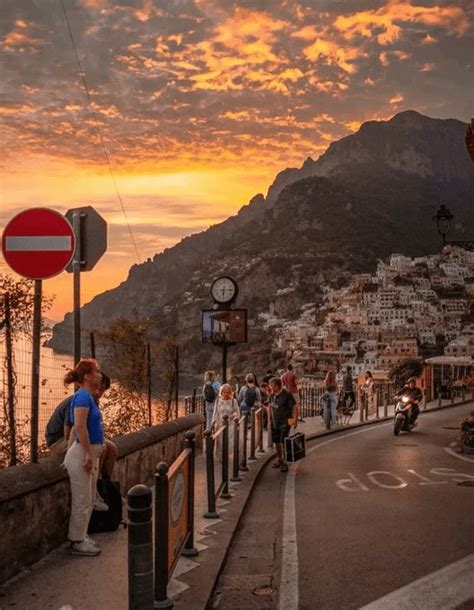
left=221, top=415, right=231, bottom=499
left=30, top=279, right=42, bottom=463
left=191, top=388, right=196, bottom=414
left=422, top=389, right=427, bottom=411
left=89, top=331, right=96, bottom=359
left=182, top=431, right=198, bottom=557
left=258, top=408, right=265, bottom=453
left=203, top=430, right=219, bottom=519
left=358, top=387, right=364, bottom=423
left=383, top=389, right=388, bottom=418
left=231, top=417, right=241, bottom=482
left=72, top=211, right=83, bottom=365
left=147, top=341, right=152, bottom=426
left=249, top=408, right=257, bottom=461
left=174, top=345, right=179, bottom=420
left=128, top=485, right=153, bottom=610
left=154, top=462, right=173, bottom=609
left=4, top=293, right=17, bottom=466
left=222, top=344, right=227, bottom=383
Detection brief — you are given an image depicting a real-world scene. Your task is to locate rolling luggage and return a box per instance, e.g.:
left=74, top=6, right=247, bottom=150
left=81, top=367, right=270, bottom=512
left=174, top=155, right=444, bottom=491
left=284, top=432, right=306, bottom=463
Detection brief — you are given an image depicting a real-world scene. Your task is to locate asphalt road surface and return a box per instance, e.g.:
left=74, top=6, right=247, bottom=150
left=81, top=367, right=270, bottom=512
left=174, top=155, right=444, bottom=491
left=212, top=404, right=474, bottom=609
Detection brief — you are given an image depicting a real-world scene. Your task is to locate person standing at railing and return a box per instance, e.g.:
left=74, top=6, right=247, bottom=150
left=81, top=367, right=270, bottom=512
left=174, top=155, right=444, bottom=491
left=269, top=377, right=296, bottom=473
left=212, top=384, right=240, bottom=462
left=203, top=370, right=220, bottom=430
left=324, top=370, right=338, bottom=427
left=281, top=363, right=303, bottom=422
left=238, top=373, right=261, bottom=418
left=63, top=359, right=105, bottom=557
left=363, top=371, right=376, bottom=415
left=341, top=366, right=356, bottom=412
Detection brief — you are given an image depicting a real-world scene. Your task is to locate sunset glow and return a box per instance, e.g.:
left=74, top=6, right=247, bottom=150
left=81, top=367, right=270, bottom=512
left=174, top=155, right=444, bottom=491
left=1, top=0, right=472, bottom=320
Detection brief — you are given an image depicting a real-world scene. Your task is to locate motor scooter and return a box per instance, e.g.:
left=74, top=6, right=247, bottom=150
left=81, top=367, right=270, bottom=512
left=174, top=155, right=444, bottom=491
left=393, top=394, right=417, bottom=436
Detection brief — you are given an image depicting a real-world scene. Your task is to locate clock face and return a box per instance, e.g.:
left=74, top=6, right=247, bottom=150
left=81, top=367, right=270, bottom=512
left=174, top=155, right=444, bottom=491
left=211, top=276, right=237, bottom=303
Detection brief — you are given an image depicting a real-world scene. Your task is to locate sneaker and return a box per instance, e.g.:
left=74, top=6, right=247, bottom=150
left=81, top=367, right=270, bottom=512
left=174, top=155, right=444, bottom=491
left=94, top=491, right=109, bottom=512
left=85, top=535, right=99, bottom=548
left=70, top=539, right=101, bottom=556
left=280, top=463, right=289, bottom=472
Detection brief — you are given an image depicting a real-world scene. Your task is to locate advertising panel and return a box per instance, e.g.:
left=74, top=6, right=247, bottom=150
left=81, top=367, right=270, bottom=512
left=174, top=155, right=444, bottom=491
left=168, top=452, right=190, bottom=575
left=202, top=309, right=247, bottom=344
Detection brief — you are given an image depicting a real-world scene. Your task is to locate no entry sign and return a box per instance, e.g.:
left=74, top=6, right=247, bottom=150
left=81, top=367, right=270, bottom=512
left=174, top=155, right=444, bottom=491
left=2, top=208, right=75, bottom=280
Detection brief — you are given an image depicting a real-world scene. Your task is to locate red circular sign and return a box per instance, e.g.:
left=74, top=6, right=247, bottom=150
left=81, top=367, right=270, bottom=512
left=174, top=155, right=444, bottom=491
left=2, top=208, right=75, bottom=280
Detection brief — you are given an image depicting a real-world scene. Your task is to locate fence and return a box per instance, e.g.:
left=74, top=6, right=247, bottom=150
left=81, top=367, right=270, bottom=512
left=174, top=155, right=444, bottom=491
left=0, top=322, right=182, bottom=468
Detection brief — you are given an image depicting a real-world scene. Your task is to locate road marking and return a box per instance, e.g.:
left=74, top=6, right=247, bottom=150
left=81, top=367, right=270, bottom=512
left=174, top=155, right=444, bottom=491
left=367, top=471, right=408, bottom=489
left=407, top=469, right=448, bottom=485
left=359, top=553, right=474, bottom=609
left=278, top=424, right=391, bottom=610
left=445, top=447, right=474, bottom=463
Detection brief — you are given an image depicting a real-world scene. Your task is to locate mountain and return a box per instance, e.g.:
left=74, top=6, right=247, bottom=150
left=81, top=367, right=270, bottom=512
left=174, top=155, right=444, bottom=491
left=50, top=111, right=474, bottom=377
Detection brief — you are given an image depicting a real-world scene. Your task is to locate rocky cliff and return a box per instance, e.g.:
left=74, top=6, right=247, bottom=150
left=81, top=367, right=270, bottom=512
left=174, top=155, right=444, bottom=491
left=50, top=111, right=473, bottom=375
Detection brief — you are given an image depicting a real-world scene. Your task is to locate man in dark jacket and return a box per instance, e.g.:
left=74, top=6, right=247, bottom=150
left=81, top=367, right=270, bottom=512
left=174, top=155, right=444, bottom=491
left=396, top=377, right=423, bottom=426
left=269, top=377, right=296, bottom=472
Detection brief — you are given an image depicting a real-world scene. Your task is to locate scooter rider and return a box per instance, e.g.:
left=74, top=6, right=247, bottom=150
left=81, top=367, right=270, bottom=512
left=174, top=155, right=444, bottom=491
left=395, top=377, right=423, bottom=427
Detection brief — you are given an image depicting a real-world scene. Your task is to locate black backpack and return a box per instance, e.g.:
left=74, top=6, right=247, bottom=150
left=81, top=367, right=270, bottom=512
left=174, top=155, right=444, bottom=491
left=88, top=479, right=124, bottom=534
left=245, top=386, right=257, bottom=407
left=204, top=383, right=216, bottom=402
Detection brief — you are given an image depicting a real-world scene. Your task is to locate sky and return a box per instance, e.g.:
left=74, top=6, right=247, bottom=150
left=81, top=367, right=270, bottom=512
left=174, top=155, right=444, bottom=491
left=1, top=0, right=473, bottom=320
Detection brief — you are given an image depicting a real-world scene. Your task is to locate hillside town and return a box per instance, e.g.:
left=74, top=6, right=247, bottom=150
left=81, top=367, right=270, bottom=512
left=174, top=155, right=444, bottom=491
left=263, top=246, right=474, bottom=379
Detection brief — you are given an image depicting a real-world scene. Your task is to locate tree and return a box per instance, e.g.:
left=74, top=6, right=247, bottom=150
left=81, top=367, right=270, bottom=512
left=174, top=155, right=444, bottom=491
left=389, top=358, right=424, bottom=390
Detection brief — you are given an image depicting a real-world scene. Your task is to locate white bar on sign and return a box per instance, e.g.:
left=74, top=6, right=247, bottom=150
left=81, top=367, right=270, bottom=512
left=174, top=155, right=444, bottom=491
left=5, top=236, right=72, bottom=252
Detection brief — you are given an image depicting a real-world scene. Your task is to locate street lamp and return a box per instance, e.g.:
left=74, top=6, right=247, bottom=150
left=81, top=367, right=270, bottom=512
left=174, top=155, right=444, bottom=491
left=432, top=204, right=474, bottom=252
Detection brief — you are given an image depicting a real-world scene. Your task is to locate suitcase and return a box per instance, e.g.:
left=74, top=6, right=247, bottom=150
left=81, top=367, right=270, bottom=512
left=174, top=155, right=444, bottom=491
left=284, top=432, right=306, bottom=463
left=88, top=479, right=124, bottom=533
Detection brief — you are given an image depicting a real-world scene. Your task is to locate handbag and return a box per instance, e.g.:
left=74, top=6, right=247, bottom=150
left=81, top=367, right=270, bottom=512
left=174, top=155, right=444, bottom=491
left=284, top=432, right=306, bottom=463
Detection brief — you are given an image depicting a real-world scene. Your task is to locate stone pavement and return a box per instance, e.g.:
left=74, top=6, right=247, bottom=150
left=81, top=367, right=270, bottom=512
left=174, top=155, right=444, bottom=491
left=0, top=396, right=470, bottom=610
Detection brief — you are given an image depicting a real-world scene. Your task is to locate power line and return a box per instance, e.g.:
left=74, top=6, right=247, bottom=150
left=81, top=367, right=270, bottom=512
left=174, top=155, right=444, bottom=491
left=59, top=0, right=141, bottom=264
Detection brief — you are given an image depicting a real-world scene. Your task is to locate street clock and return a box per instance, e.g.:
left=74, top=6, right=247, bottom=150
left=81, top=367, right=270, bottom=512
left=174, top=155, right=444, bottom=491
left=210, top=276, right=238, bottom=305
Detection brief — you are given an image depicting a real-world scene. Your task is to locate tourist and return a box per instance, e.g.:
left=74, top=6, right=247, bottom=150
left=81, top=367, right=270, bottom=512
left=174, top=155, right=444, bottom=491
left=259, top=381, right=271, bottom=429
left=238, top=373, right=261, bottom=417
left=212, top=384, right=240, bottom=462
left=341, top=366, right=356, bottom=411
left=324, top=370, right=338, bottom=427
left=203, top=370, right=220, bottom=430
left=281, top=363, right=303, bottom=422
left=363, top=371, right=376, bottom=414
left=268, top=377, right=296, bottom=472
left=262, top=369, right=274, bottom=384
left=63, top=359, right=105, bottom=556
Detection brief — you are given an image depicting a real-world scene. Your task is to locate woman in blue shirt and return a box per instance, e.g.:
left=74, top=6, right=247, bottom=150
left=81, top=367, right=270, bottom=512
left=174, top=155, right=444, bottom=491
left=63, top=359, right=104, bottom=556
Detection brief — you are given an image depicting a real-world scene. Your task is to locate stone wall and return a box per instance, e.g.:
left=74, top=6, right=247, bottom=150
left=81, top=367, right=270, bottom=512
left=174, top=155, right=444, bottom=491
left=0, top=414, right=204, bottom=584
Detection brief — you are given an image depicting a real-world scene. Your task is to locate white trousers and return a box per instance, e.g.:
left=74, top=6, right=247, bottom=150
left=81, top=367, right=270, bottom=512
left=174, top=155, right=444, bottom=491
left=64, top=442, right=104, bottom=542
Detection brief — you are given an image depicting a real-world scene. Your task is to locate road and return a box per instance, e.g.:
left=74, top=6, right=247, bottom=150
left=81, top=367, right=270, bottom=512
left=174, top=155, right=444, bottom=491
left=211, top=404, right=474, bottom=609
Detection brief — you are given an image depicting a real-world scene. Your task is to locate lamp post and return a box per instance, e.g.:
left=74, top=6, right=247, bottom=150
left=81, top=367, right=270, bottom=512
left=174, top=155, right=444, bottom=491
left=433, top=204, right=474, bottom=252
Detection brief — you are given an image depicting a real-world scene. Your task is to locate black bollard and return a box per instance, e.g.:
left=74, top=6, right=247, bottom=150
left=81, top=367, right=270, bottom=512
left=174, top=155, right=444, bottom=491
left=182, top=430, right=199, bottom=557
left=128, top=485, right=153, bottom=610
left=249, top=408, right=257, bottom=461
left=257, top=408, right=265, bottom=453
left=203, top=429, right=219, bottom=518
left=221, top=415, right=231, bottom=499
left=240, top=414, right=249, bottom=472
left=231, top=416, right=241, bottom=482
left=154, top=462, right=173, bottom=609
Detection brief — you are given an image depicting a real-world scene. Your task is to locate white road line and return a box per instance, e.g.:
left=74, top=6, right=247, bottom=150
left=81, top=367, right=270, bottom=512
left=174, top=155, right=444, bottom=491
left=5, top=236, right=72, bottom=251
left=445, top=447, right=474, bottom=463
left=359, top=553, right=474, bottom=610
left=278, top=424, right=391, bottom=610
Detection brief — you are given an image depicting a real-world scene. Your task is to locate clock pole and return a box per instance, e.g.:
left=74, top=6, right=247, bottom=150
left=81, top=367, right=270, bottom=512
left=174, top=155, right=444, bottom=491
left=222, top=343, right=228, bottom=383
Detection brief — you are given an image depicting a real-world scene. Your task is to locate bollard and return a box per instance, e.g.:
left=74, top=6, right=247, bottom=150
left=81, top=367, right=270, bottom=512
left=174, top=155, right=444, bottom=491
left=375, top=388, right=380, bottom=419
left=358, top=388, right=364, bottom=422
left=231, top=417, right=241, bottom=482
left=154, top=462, right=173, bottom=609
left=267, top=408, right=273, bottom=450
left=128, top=485, right=153, bottom=610
left=221, top=415, right=231, bottom=499
left=258, top=408, right=265, bottom=453
left=461, top=385, right=465, bottom=402
left=383, top=390, right=388, bottom=418
left=240, top=414, right=249, bottom=471
left=249, top=408, right=257, bottom=461
left=182, top=431, right=198, bottom=557
left=191, top=388, right=196, bottom=414
left=422, top=389, right=427, bottom=411
left=203, top=429, right=219, bottom=519
left=438, top=389, right=442, bottom=408
left=451, top=388, right=454, bottom=405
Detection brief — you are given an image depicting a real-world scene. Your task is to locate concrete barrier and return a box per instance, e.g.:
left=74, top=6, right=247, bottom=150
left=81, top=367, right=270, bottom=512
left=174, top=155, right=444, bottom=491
left=0, top=413, right=204, bottom=584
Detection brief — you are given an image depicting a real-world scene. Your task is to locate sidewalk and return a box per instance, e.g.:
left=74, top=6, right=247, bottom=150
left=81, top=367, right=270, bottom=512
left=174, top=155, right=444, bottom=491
left=0, top=396, right=470, bottom=610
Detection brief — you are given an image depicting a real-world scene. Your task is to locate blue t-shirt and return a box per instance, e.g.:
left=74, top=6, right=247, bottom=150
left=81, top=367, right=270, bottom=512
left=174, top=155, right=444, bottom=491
left=71, top=388, right=104, bottom=445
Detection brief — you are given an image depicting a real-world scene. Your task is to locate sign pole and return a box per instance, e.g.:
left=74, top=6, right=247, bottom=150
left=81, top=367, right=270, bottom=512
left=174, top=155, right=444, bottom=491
left=30, top=279, right=42, bottom=463
left=72, top=211, right=82, bottom=365
left=222, top=343, right=228, bottom=383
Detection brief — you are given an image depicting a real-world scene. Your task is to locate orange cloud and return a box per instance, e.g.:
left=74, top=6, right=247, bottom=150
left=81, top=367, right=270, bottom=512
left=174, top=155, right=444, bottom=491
left=335, top=1, right=469, bottom=46
left=389, top=93, right=404, bottom=104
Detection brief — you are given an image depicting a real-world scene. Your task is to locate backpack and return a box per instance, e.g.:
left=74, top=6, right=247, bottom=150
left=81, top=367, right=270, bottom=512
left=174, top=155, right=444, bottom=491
left=204, top=383, right=216, bottom=403
left=88, top=479, right=124, bottom=534
left=245, top=386, right=257, bottom=407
